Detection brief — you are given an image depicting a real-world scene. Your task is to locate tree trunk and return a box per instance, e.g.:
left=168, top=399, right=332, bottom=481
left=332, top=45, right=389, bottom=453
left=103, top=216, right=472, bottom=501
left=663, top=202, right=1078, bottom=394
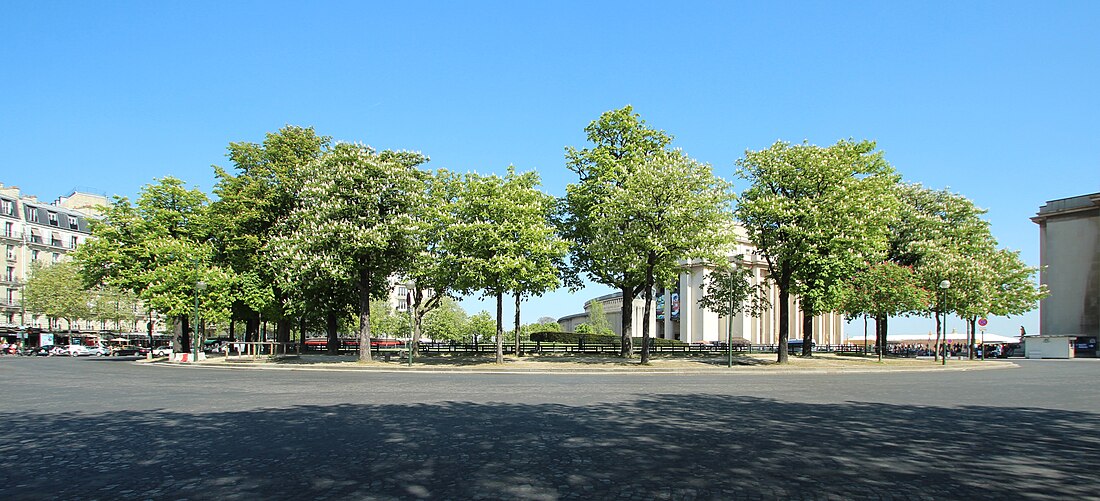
left=875, top=314, right=888, bottom=362
left=325, top=310, right=339, bottom=355
left=514, top=293, right=522, bottom=357
left=179, top=315, right=191, bottom=353
left=246, top=315, right=259, bottom=343
left=934, top=311, right=942, bottom=362
left=276, top=320, right=291, bottom=344
left=801, top=306, right=813, bottom=357
left=495, top=292, right=504, bottom=364
left=411, top=307, right=422, bottom=356
left=299, top=317, right=306, bottom=351
left=620, top=286, right=634, bottom=358
left=776, top=264, right=791, bottom=364
left=968, top=317, right=977, bottom=360
left=358, top=279, right=373, bottom=363
left=410, top=289, right=423, bottom=356
left=640, top=280, right=654, bottom=365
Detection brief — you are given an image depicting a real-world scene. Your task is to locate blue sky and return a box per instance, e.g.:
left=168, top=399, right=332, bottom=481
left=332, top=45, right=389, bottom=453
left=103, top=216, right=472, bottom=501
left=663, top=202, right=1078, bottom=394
left=3, top=1, right=1097, bottom=337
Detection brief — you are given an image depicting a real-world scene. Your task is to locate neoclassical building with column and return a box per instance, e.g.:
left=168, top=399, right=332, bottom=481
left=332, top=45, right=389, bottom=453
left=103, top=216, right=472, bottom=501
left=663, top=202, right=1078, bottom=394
left=558, top=224, right=845, bottom=345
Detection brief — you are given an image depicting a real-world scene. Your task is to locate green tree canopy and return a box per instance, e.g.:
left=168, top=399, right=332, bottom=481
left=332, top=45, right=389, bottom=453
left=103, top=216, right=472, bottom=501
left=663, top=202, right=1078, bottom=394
left=75, top=177, right=228, bottom=353
left=735, top=139, right=898, bottom=362
left=421, top=297, right=469, bottom=342
left=210, top=125, right=330, bottom=341
left=697, top=257, right=770, bottom=321
left=562, top=106, right=672, bottom=355
left=585, top=299, right=613, bottom=336
left=446, top=167, right=566, bottom=363
left=22, top=261, right=90, bottom=334
left=839, top=261, right=931, bottom=359
left=563, top=106, right=732, bottom=362
left=466, top=311, right=495, bottom=343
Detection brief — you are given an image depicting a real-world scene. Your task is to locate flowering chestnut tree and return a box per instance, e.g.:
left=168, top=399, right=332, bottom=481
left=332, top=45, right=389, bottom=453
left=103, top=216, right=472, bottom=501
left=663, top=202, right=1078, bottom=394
left=267, top=143, right=428, bottom=362
left=735, top=140, right=898, bottom=363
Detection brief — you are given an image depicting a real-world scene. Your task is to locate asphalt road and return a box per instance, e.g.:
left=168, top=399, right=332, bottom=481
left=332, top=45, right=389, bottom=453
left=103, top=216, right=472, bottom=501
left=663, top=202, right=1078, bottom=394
left=1, top=357, right=1098, bottom=500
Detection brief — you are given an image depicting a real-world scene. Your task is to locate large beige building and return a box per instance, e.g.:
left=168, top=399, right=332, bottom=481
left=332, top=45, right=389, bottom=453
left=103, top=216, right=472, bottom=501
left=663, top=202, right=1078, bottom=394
left=1031, top=192, right=1099, bottom=357
left=559, top=224, right=845, bottom=346
left=0, top=183, right=145, bottom=340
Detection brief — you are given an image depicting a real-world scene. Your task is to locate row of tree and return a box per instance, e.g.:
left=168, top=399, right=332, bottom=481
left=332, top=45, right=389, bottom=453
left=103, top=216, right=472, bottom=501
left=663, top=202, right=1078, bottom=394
left=74, top=128, right=567, bottom=363
left=68, top=106, right=1043, bottom=364
left=21, top=260, right=142, bottom=335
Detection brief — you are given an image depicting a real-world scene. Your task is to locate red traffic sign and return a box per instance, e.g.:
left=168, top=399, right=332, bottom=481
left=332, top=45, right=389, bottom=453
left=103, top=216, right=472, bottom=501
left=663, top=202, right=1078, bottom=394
left=978, top=318, right=988, bottom=327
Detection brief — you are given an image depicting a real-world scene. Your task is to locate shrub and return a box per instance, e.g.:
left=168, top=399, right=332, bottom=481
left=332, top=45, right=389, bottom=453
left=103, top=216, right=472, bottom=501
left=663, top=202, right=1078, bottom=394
left=641, top=337, right=686, bottom=346
left=530, top=331, right=585, bottom=343
left=529, top=332, right=687, bottom=346
left=529, top=331, right=618, bottom=344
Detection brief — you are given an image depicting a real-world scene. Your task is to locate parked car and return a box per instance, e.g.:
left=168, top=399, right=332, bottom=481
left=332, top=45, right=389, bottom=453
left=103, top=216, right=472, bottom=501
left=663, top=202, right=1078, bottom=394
left=998, top=343, right=1024, bottom=358
left=152, top=346, right=173, bottom=357
left=787, top=339, right=815, bottom=353
left=67, top=345, right=95, bottom=357
left=111, top=345, right=149, bottom=356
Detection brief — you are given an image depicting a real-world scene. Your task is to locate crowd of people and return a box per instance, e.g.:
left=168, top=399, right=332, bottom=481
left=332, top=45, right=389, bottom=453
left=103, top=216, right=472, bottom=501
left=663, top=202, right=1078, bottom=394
left=1, top=341, right=25, bottom=355
left=874, top=342, right=1010, bottom=358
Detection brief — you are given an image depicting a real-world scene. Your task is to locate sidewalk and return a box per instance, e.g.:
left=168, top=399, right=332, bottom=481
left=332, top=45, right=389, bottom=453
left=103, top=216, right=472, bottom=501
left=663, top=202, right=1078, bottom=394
left=152, top=352, right=1017, bottom=374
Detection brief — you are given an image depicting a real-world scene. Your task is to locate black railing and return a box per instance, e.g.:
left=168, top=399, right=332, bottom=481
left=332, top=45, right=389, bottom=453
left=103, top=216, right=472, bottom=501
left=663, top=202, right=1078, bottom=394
left=299, top=340, right=865, bottom=355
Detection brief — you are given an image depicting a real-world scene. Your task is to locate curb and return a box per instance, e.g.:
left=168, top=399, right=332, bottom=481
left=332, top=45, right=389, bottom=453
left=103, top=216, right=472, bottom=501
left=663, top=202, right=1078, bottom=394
left=148, top=359, right=1018, bottom=376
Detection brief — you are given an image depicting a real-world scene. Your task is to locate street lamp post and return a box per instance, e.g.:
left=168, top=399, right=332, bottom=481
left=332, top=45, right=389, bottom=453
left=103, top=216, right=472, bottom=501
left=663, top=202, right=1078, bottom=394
left=728, top=287, right=735, bottom=368
left=194, top=280, right=206, bottom=362
left=939, top=280, right=950, bottom=366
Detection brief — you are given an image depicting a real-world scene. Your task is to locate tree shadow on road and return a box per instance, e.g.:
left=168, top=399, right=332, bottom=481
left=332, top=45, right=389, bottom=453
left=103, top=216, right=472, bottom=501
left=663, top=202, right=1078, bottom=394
left=2, top=394, right=1095, bottom=500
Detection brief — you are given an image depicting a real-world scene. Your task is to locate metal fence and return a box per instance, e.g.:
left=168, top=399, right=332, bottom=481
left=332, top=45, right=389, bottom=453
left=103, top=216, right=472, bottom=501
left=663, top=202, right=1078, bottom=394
left=225, top=341, right=301, bottom=360
left=300, top=340, right=865, bottom=355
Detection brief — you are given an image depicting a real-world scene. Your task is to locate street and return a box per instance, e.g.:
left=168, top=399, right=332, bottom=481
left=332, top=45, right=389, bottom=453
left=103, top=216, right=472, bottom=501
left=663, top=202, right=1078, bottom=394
left=1, top=357, right=1097, bottom=500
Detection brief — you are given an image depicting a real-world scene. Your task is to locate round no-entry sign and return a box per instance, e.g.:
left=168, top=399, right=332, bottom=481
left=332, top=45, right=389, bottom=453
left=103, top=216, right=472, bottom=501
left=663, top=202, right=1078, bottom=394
left=978, top=318, right=988, bottom=327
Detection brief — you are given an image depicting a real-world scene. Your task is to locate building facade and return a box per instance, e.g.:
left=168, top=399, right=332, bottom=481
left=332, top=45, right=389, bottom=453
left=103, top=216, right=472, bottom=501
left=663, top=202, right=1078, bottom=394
left=1030, top=192, right=1100, bottom=357
left=558, top=224, right=845, bottom=346
left=0, top=183, right=146, bottom=340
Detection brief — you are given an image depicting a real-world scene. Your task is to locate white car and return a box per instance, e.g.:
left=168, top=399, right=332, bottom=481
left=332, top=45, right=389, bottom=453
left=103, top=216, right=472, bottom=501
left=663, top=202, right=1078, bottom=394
left=152, top=346, right=173, bottom=357
left=67, top=345, right=94, bottom=357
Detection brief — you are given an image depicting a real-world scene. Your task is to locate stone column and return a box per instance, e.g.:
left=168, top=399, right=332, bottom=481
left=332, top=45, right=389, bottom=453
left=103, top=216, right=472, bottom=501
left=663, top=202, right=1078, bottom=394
left=679, top=269, right=695, bottom=343
left=697, top=267, right=719, bottom=342
left=663, top=288, right=675, bottom=340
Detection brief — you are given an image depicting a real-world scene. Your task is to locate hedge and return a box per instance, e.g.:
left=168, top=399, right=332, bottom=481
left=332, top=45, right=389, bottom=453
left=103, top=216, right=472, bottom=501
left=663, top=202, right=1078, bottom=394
left=528, top=331, right=687, bottom=346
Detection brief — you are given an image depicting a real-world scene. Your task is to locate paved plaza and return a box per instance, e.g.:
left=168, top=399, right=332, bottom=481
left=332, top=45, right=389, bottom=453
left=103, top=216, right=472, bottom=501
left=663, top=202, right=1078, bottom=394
left=1, top=357, right=1098, bottom=500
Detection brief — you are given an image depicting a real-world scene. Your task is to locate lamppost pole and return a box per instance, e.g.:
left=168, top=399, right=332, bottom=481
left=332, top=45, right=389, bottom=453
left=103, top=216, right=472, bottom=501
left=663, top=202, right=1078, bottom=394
left=194, top=280, right=205, bottom=362
left=728, top=285, right=734, bottom=368
left=407, top=291, right=413, bottom=367
left=939, top=280, right=950, bottom=366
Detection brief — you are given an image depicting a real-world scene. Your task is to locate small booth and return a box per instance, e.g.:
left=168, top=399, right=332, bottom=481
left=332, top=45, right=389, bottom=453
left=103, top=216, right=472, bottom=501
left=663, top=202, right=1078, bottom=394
left=1024, top=335, right=1076, bottom=359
